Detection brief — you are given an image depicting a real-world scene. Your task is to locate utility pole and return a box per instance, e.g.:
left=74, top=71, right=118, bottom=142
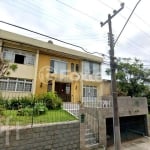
left=100, top=3, right=124, bottom=150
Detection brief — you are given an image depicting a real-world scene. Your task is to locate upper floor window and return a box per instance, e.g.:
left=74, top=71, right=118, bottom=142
left=71, top=63, right=74, bottom=72
left=50, top=59, right=67, bottom=75
left=83, top=61, right=101, bottom=75
left=71, top=63, right=79, bottom=72
left=3, top=48, right=35, bottom=65
left=76, top=64, right=79, bottom=72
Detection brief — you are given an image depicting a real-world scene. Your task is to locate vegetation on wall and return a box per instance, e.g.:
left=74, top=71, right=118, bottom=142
left=0, top=57, right=17, bottom=77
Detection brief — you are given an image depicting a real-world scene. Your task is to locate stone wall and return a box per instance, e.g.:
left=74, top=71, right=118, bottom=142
left=0, top=121, right=80, bottom=150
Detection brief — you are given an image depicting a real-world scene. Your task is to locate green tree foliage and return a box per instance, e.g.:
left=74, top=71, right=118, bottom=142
left=0, top=56, right=17, bottom=78
left=106, top=58, right=150, bottom=97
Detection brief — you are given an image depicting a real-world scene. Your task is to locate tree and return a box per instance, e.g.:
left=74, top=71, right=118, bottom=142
left=0, top=56, right=17, bottom=78
left=106, top=58, right=150, bottom=97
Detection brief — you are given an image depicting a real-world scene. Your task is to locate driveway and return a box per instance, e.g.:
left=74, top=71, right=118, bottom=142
left=107, top=137, right=150, bottom=150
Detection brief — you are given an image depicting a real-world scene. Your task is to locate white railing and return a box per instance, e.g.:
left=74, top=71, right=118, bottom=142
left=82, top=74, right=101, bottom=81
left=83, top=100, right=112, bottom=108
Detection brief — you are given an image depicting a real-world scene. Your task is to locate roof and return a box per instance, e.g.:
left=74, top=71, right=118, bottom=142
left=0, top=29, right=103, bottom=63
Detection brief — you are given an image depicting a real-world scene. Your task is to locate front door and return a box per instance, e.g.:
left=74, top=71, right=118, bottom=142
left=55, top=82, right=71, bottom=102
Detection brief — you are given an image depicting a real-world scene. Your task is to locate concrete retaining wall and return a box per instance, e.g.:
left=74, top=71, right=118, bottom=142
left=0, top=121, right=80, bottom=150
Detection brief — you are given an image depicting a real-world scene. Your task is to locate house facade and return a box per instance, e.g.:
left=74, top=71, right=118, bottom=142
left=0, top=29, right=110, bottom=102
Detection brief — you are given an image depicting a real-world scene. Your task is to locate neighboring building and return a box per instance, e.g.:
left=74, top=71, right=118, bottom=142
left=0, top=29, right=110, bottom=102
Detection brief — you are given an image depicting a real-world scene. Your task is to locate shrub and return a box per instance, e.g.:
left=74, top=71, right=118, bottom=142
left=33, top=102, right=48, bottom=115
left=3, top=96, right=35, bottom=110
left=18, top=96, right=35, bottom=108
left=4, top=98, right=19, bottom=110
left=0, top=105, right=4, bottom=116
left=37, top=92, right=62, bottom=110
left=17, top=103, right=47, bottom=116
left=0, top=95, right=4, bottom=105
left=17, top=106, right=33, bottom=116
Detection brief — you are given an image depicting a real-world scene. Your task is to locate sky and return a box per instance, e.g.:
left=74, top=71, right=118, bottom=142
left=0, top=0, right=149, bottom=79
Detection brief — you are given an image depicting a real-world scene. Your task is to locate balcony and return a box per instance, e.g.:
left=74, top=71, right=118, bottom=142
left=82, top=74, right=101, bottom=81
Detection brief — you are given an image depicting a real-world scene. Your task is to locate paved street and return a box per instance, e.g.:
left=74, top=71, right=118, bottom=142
left=107, top=137, right=150, bottom=150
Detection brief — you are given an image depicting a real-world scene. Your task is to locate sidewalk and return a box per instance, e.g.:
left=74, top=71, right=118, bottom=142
left=107, top=137, right=150, bottom=150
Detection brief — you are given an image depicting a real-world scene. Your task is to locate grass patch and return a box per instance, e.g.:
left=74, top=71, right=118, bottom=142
left=0, top=109, right=77, bottom=125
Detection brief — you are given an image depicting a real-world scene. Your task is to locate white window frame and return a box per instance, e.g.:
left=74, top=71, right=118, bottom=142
left=0, top=78, right=32, bottom=92
left=50, top=59, right=67, bottom=75
left=3, top=48, right=35, bottom=65
left=83, top=85, right=97, bottom=101
left=83, top=61, right=101, bottom=76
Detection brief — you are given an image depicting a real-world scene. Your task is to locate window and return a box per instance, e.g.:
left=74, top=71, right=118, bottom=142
left=0, top=78, right=32, bottom=92
left=16, top=79, right=24, bottom=91
left=24, top=81, right=32, bottom=91
left=0, top=78, right=7, bottom=90
left=76, top=64, right=79, bottom=72
left=3, top=50, right=14, bottom=62
left=71, top=63, right=74, bottom=72
left=14, top=54, right=25, bottom=64
left=3, top=48, right=35, bottom=65
left=50, top=59, right=67, bottom=75
left=83, top=61, right=101, bottom=75
left=7, top=78, right=16, bottom=91
left=83, top=86, right=97, bottom=100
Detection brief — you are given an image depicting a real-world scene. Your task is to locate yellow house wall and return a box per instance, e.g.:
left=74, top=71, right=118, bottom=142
left=35, top=53, right=81, bottom=102
left=99, top=81, right=111, bottom=97
left=35, top=54, right=50, bottom=95
left=71, top=81, right=80, bottom=103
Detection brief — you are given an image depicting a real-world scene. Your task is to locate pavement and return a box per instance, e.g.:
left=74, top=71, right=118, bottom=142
left=107, top=137, right=150, bottom=150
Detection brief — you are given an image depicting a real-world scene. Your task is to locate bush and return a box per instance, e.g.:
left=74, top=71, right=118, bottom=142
left=17, top=106, right=33, bottom=116
left=17, top=103, right=48, bottom=116
left=0, top=92, right=62, bottom=111
left=33, top=102, right=48, bottom=115
left=3, top=96, right=35, bottom=110
left=0, top=105, right=4, bottom=116
left=37, top=92, right=62, bottom=110
left=18, top=96, right=35, bottom=108
left=4, top=98, right=19, bottom=110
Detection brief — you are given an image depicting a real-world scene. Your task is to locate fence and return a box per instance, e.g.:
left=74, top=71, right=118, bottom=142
left=0, top=93, right=79, bottom=127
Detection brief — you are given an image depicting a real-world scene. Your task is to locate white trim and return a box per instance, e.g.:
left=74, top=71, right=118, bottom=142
left=32, top=50, right=39, bottom=94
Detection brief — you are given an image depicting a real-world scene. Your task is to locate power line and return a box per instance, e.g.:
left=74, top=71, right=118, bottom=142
left=0, top=20, right=109, bottom=58
left=114, top=0, right=142, bottom=45
left=2, top=0, right=149, bottom=54
left=55, top=0, right=99, bottom=22
left=98, top=0, right=150, bottom=43
left=126, top=5, right=150, bottom=29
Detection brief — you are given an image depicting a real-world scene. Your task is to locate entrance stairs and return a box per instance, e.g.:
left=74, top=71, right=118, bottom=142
left=85, top=126, right=104, bottom=150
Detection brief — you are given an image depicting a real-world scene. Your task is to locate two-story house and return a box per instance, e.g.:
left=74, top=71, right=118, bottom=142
left=0, top=29, right=110, bottom=102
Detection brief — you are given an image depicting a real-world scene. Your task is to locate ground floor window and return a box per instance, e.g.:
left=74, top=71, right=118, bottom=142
left=0, top=78, right=32, bottom=92
left=83, top=85, right=97, bottom=101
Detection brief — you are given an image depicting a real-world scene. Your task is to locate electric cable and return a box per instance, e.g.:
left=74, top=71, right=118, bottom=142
left=114, top=0, right=142, bottom=46
left=0, top=20, right=109, bottom=58
left=55, top=0, right=99, bottom=22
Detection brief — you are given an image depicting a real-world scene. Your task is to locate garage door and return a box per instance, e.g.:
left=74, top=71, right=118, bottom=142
left=106, top=115, right=148, bottom=146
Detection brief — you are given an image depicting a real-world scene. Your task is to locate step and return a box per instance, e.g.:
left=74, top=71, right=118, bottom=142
left=86, top=143, right=99, bottom=150
left=85, top=137, right=97, bottom=145
left=85, top=132, right=95, bottom=138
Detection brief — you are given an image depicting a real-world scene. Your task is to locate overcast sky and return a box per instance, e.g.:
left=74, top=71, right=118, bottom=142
left=0, top=0, right=149, bottom=78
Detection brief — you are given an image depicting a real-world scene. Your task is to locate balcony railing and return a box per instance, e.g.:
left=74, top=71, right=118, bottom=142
left=82, top=74, right=101, bottom=81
